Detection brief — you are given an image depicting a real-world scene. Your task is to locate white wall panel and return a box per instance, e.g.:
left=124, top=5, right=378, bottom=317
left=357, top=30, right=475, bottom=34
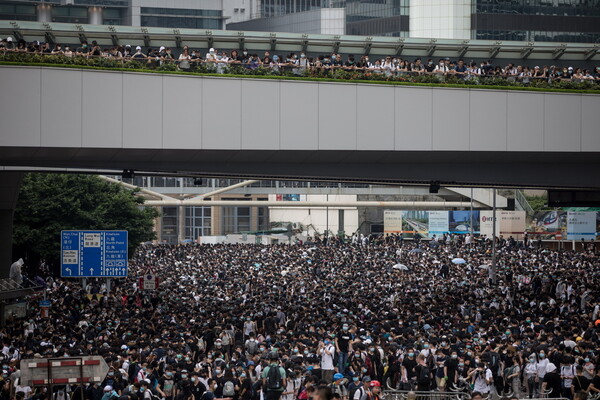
left=0, top=67, right=40, bottom=146
left=356, top=85, right=394, bottom=150
left=507, top=92, right=544, bottom=151
left=162, top=75, right=202, bottom=149
left=318, top=83, right=357, bottom=150
left=581, top=95, right=600, bottom=152
left=469, top=90, right=507, bottom=151
left=122, top=73, right=162, bottom=148
left=241, top=80, right=280, bottom=150
left=82, top=71, right=123, bottom=148
left=395, top=87, right=433, bottom=150
left=431, top=88, right=469, bottom=150
left=280, top=81, right=319, bottom=150
left=202, top=78, right=242, bottom=149
left=544, top=94, right=581, bottom=152
left=41, top=68, right=82, bottom=147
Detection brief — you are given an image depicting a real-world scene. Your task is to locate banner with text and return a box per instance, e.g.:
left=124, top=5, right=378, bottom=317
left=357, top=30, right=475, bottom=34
left=383, top=210, right=403, bottom=233
left=480, top=211, right=526, bottom=239
left=567, top=211, right=597, bottom=240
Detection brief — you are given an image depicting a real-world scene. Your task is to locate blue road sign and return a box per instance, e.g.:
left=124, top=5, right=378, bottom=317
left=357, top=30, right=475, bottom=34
left=61, top=230, right=128, bottom=278
left=39, top=300, right=51, bottom=307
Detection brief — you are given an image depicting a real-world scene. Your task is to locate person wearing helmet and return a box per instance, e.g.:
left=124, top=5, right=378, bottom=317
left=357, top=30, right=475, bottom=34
left=331, top=373, right=348, bottom=400
left=369, top=381, right=381, bottom=400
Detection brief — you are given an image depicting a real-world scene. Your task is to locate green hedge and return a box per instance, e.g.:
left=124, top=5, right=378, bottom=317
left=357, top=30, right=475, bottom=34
left=1, top=52, right=600, bottom=94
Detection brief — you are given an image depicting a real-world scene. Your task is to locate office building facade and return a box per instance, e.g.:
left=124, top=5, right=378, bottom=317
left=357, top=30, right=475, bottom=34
left=0, top=0, right=225, bottom=30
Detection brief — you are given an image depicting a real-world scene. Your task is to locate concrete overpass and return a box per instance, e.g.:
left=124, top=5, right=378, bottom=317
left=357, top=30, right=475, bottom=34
left=1, top=65, right=599, bottom=188
left=1, top=64, right=599, bottom=269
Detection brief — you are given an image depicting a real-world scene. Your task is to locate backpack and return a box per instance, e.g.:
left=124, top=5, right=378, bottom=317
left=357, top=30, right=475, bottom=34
left=246, top=340, right=258, bottom=355
left=418, top=365, right=430, bottom=382
left=266, top=365, right=282, bottom=391
left=489, top=352, right=500, bottom=376
left=349, top=386, right=364, bottom=400
left=223, top=381, right=235, bottom=397
left=251, top=380, right=262, bottom=400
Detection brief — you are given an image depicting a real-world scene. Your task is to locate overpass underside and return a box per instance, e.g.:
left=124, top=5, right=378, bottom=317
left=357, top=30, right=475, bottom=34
left=1, top=148, right=599, bottom=189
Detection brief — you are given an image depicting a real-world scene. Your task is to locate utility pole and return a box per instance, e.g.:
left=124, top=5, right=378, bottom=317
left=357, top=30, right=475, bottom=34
left=491, top=188, right=497, bottom=285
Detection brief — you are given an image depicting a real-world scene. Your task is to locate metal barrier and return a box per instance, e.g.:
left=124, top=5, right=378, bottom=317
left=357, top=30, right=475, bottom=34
left=383, top=391, right=569, bottom=400
left=383, top=390, right=470, bottom=400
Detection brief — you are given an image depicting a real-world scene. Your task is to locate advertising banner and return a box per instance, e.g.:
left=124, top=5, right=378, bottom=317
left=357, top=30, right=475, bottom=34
left=449, top=210, right=480, bottom=234
left=526, top=211, right=566, bottom=240
left=567, top=211, right=597, bottom=240
left=383, top=210, right=403, bottom=233
left=428, top=211, right=449, bottom=238
left=480, top=211, right=526, bottom=239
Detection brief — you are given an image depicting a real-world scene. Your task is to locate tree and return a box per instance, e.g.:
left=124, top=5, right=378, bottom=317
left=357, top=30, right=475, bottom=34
left=13, top=174, right=158, bottom=273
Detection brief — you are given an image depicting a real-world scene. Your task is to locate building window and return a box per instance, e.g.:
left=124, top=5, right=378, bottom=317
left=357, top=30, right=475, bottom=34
left=258, top=206, right=269, bottom=231
left=221, top=206, right=251, bottom=234
left=185, top=206, right=212, bottom=239
left=161, top=207, right=178, bottom=244
left=0, top=4, right=37, bottom=21
left=140, top=15, right=222, bottom=29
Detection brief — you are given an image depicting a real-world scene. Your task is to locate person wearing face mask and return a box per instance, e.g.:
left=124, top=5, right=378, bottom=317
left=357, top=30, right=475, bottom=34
left=175, top=370, right=192, bottom=400
left=336, top=324, right=352, bottom=375
left=190, top=372, right=207, bottom=400
left=101, top=386, right=118, bottom=400
left=318, top=337, right=336, bottom=383
left=401, top=350, right=417, bottom=390
left=524, top=354, right=539, bottom=398
left=238, top=369, right=253, bottom=400
left=445, top=351, right=459, bottom=389
left=157, top=367, right=176, bottom=400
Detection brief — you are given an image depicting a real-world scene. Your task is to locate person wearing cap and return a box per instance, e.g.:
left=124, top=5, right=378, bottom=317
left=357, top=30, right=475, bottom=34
left=330, top=373, right=347, bottom=400
left=132, top=46, right=146, bottom=60
left=206, top=47, right=218, bottom=66
left=101, top=386, right=118, bottom=400
left=261, top=352, right=286, bottom=400
left=352, top=377, right=370, bottom=400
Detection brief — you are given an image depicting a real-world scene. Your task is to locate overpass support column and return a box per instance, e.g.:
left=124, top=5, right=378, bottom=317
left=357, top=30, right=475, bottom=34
left=0, top=173, right=24, bottom=278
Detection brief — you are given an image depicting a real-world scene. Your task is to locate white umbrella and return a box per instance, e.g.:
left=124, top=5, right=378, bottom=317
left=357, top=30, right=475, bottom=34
left=393, top=264, right=409, bottom=271
left=452, top=258, right=466, bottom=264
left=478, top=264, right=489, bottom=269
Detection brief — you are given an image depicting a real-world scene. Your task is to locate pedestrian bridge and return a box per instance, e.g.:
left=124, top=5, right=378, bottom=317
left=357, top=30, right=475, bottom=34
left=0, top=65, right=599, bottom=189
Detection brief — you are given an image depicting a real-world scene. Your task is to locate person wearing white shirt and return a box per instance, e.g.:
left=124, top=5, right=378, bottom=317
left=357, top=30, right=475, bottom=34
left=318, top=338, right=336, bottom=383
left=469, top=364, right=493, bottom=394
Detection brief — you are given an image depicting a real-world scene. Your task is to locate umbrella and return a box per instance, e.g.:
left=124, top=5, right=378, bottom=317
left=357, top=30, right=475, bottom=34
left=452, top=258, right=466, bottom=264
left=393, top=264, right=409, bottom=271
left=409, top=248, right=423, bottom=254
left=478, top=264, right=489, bottom=269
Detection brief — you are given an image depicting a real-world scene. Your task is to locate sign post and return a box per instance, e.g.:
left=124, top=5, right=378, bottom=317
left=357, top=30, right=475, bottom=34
left=139, top=269, right=159, bottom=290
left=61, top=231, right=128, bottom=278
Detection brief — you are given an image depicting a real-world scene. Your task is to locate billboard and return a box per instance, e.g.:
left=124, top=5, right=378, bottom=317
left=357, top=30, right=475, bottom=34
left=449, top=210, right=480, bottom=234
left=383, top=210, right=403, bottom=233
left=428, top=211, right=449, bottom=238
left=480, top=211, right=526, bottom=239
left=526, top=211, right=566, bottom=240
left=567, top=211, right=597, bottom=240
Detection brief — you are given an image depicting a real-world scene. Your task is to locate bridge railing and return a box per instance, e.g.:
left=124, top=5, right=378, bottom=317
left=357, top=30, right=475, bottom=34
left=1, top=50, right=599, bottom=90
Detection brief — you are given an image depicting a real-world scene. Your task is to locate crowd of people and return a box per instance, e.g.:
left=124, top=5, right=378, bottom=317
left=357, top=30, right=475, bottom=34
left=2, top=37, right=600, bottom=86
left=1, top=235, right=600, bottom=400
